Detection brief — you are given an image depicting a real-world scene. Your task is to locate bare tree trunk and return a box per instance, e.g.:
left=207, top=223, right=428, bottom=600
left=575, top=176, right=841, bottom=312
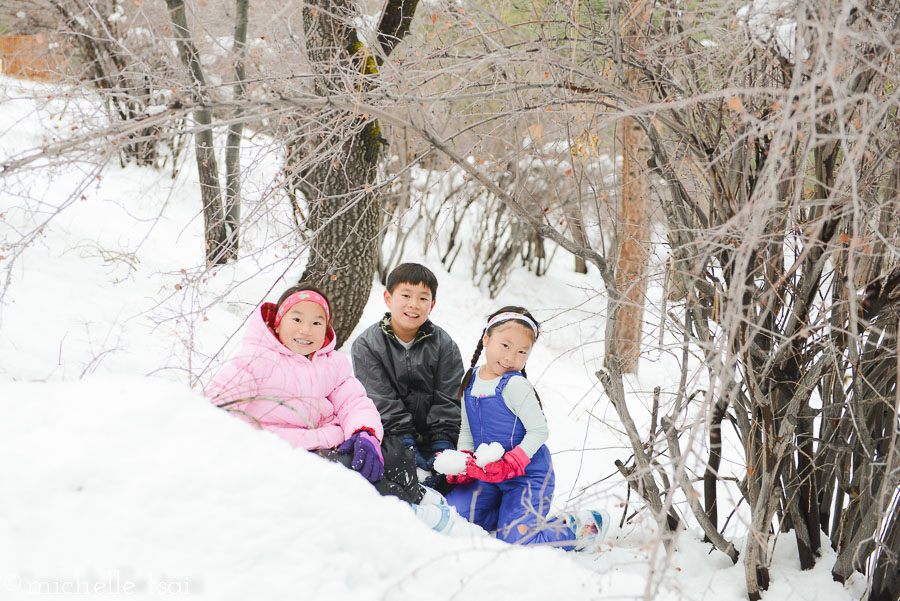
left=566, top=201, right=590, bottom=274
left=47, top=0, right=164, bottom=167
left=613, top=2, right=651, bottom=374
left=871, top=495, right=900, bottom=601
left=703, top=399, right=728, bottom=541
left=165, top=0, right=227, bottom=265
left=222, top=0, right=249, bottom=262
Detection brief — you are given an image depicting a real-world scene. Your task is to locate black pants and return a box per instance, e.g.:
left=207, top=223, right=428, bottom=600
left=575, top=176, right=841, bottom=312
left=319, top=434, right=423, bottom=504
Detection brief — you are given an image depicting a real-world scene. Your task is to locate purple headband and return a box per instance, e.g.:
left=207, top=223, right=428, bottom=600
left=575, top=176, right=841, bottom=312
left=486, top=311, right=538, bottom=336
left=274, top=290, right=330, bottom=327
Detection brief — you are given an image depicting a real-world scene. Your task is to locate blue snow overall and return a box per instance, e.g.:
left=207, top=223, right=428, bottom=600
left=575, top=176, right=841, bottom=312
left=445, top=371, right=576, bottom=546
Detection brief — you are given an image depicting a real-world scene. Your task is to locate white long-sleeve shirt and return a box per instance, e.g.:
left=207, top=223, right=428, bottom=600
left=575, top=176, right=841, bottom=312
left=457, top=370, right=549, bottom=458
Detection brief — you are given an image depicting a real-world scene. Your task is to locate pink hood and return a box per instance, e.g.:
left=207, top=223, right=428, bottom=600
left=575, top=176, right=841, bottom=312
left=205, top=303, right=384, bottom=450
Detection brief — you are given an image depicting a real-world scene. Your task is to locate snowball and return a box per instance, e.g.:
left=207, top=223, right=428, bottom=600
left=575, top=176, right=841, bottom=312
left=432, top=449, right=468, bottom=476
left=474, top=442, right=505, bottom=467
left=433, top=443, right=507, bottom=474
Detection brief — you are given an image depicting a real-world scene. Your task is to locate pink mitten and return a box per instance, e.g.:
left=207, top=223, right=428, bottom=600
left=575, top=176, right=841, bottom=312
left=445, top=450, right=475, bottom=484
left=465, top=446, right=530, bottom=483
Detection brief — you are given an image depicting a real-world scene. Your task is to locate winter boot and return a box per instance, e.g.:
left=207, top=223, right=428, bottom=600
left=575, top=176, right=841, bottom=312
left=418, top=484, right=449, bottom=508
left=412, top=485, right=454, bottom=533
left=413, top=486, right=489, bottom=538
left=565, top=509, right=610, bottom=551
left=412, top=502, right=455, bottom=534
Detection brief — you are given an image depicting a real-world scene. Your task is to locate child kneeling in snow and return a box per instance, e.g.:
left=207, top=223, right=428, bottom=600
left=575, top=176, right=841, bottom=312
left=205, top=283, right=385, bottom=486
left=436, top=307, right=609, bottom=550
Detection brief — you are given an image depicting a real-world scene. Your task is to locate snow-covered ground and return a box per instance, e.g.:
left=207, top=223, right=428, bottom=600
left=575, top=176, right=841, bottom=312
left=0, top=76, right=864, bottom=601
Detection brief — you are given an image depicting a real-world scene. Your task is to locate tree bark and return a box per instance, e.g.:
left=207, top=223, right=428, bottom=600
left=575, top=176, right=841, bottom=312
left=871, top=497, right=900, bottom=601
left=295, top=127, right=382, bottom=346
left=48, top=0, right=162, bottom=167
left=704, top=399, right=728, bottom=541
left=566, top=201, right=591, bottom=274
left=613, top=2, right=651, bottom=374
left=291, top=0, right=419, bottom=345
left=165, top=0, right=227, bottom=265
left=222, top=0, right=250, bottom=262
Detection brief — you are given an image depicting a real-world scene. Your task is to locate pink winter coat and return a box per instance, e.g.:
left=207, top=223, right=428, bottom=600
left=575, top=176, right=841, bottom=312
left=205, top=303, right=384, bottom=450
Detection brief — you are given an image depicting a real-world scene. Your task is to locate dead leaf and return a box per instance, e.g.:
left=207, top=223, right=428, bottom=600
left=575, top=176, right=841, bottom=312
left=726, top=97, right=744, bottom=113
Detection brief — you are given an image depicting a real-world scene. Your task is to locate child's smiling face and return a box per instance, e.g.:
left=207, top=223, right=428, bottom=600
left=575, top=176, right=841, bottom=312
left=479, top=322, right=534, bottom=380
left=275, top=300, right=328, bottom=356
left=384, top=282, right=435, bottom=342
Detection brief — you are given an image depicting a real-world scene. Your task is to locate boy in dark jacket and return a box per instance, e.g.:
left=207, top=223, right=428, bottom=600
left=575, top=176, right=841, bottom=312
left=351, top=263, right=464, bottom=503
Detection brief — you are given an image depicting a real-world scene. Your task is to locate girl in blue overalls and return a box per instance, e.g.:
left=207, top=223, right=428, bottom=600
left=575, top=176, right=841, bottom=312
left=444, top=306, right=607, bottom=549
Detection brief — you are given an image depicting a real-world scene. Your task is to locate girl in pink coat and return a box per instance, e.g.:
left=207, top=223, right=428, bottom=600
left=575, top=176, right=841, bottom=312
left=206, top=283, right=385, bottom=482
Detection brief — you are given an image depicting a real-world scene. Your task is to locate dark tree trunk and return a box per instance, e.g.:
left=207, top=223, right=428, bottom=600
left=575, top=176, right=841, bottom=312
left=295, top=123, right=382, bottom=346
left=870, top=501, right=900, bottom=601
left=288, top=0, right=419, bottom=344
left=703, top=399, right=727, bottom=542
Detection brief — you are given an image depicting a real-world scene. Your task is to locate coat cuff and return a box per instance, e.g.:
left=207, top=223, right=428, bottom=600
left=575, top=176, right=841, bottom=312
left=355, top=427, right=379, bottom=441
left=505, top=446, right=531, bottom=475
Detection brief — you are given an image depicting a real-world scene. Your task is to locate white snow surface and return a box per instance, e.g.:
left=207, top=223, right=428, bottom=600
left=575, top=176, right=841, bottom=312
left=0, top=75, right=864, bottom=601
left=736, top=0, right=809, bottom=63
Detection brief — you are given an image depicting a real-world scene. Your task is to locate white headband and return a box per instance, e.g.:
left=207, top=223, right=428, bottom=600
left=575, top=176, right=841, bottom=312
left=486, top=312, right=538, bottom=336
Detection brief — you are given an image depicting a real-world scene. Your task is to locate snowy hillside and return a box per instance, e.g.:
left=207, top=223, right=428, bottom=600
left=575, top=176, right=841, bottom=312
left=0, top=76, right=865, bottom=601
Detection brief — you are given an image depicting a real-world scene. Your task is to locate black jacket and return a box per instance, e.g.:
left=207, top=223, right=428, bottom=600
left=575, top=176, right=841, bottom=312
left=351, top=313, right=464, bottom=445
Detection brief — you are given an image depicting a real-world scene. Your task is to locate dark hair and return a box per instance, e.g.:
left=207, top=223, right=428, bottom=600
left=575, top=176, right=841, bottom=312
left=386, top=263, right=439, bottom=299
left=457, top=305, right=541, bottom=404
left=276, top=281, right=332, bottom=322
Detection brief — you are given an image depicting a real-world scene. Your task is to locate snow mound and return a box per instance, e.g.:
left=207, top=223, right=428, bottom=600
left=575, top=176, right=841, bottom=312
left=0, top=376, right=603, bottom=600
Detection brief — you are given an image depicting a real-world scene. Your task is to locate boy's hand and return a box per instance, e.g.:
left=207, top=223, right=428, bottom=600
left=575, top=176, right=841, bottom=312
left=427, top=440, right=454, bottom=471
left=401, top=436, right=429, bottom=470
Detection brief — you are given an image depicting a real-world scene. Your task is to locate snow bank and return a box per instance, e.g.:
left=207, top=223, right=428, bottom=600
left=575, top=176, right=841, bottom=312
left=0, top=376, right=604, bottom=600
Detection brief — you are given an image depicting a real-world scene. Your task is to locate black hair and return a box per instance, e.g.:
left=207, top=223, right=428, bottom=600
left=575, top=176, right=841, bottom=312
left=276, top=281, right=332, bottom=322
left=386, top=263, right=439, bottom=300
left=457, top=306, right=542, bottom=406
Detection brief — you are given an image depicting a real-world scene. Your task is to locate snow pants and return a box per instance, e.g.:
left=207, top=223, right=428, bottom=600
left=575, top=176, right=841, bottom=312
left=445, top=465, right=576, bottom=547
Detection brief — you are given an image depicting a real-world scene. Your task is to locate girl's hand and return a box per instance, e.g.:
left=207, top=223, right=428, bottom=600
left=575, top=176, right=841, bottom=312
left=446, top=472, right=475, bottom=485
left=442, top=449, right=475, bottom=484
left=337, top=429, right=384, bottom=482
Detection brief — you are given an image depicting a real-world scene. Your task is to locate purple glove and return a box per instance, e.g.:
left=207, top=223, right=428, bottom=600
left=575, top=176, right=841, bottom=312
left=337, top=430, right=384, bottom=482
